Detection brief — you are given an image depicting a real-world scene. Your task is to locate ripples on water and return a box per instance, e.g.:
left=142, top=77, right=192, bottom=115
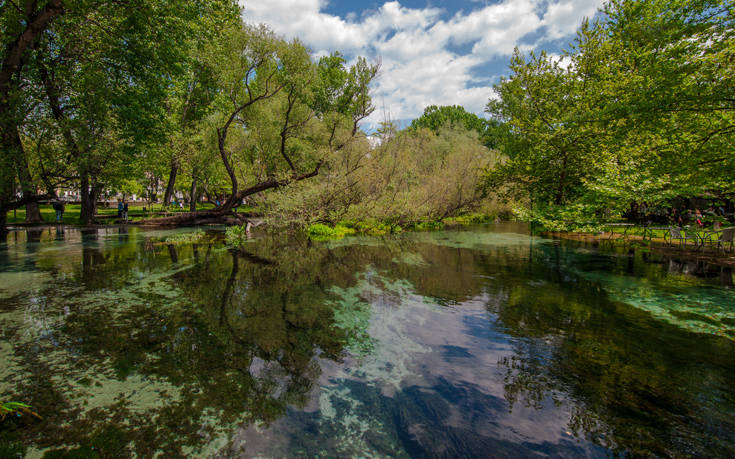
left=0, top=224, right=734, bottom=457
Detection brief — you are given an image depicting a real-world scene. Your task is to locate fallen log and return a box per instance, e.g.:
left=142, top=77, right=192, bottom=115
left=137, top=210, right=261, bottom=227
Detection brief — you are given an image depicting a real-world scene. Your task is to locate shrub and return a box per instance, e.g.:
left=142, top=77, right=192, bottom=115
left=225, top=225, right=250, bottom=248
left=307, top=223, right=357, bottom=240
left=409, top=220, right=445, bottom=231
left=444, top=213, right=495, bottom=225
left=164, top=229, right=206, bottom=245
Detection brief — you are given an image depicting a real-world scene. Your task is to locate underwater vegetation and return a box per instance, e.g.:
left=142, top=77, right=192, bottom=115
left=0, top=402, right=41, bottom=422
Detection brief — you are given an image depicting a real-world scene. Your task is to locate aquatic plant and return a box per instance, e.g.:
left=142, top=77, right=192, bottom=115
left=308, top=223, right=357, bottom=240
left=164, top=229, right=206, bottom=245
left=409, top=220, right=445, bottom=231
left=225, top=225, right=250, bottom=247
left=0, top=402, right=41, bottom=421
left=443, top=213, right=495, bottom=225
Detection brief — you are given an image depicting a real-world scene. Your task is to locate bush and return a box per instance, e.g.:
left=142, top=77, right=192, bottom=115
left=443, top=213, right=495, bottom=225
left=307, top=223, right=357, bottom=240
left=409, top=220, right=445, bottom=231
left=225, top=225, right=250, bottom=248
left=263, top=124, right=506, bottom=226
left=164, top=229, right=206, bottom=245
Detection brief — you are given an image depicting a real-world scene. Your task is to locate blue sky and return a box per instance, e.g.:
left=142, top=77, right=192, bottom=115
left=240, top=0, right=603, bottom=127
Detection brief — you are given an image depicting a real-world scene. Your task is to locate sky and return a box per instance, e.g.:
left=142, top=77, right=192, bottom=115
left=239, top=0, right=604, bottom=127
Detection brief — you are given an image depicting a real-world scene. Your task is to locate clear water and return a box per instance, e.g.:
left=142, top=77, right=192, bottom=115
left=1, top=224, right=734, bottom=457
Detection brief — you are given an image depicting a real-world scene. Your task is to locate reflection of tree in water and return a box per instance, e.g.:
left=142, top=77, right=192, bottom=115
left=489, top=243, right=735, bottom=456
left=2, top=230, right=502, bottom=455
left=2, top=234, right=367, bottom=456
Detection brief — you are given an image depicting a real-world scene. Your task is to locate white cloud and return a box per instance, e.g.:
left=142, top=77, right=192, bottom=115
left=543, top=0, right=600, bottom=39
left=239, top=0, right=603, bottom=126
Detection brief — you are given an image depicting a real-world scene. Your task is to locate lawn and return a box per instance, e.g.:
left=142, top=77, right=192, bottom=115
left=5, top=202, right=220, bottom=225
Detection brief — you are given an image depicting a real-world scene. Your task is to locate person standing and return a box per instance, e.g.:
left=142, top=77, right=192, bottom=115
left=117, top=200, right=123, bottom=219
left=123, top=201, right=129, bottom=222
left=53, top=201, right=64, bottom=222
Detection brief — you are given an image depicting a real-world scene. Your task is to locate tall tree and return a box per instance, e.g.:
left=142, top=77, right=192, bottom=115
left=1, top=0, right=240, bottom=229
left=410, top=104, right=498, bottom=148
left=486, top=0, right=734, bottom=222
left=209, top=25, right=377, bottom=214
left=573, top=0, right=735, bottom=206
left=486, top=50, right=598, bottom=206
left=0, top=0, right=65, bottom=228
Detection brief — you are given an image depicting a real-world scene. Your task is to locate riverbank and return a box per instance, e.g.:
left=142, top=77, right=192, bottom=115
left=545, top=230, right=735, bottom=266
left=4, top=202, right=240, bottom=226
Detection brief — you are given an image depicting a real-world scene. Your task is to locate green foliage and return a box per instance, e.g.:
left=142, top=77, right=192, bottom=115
left=0, top=0, right=241, bottom=225
left=266, top=124, right=506, bottom=226
left=225, top=225, right=250, bottom=248
left=352, top=221, right=401, bottom=236
left=512, top=203, right=606, bottom=233
left=410, top=105, right=499, bottom=149
left=307, top=223, right=357, bottom=240
left=408, top=220, right=445, bottom=231
left=443, top=213, right=496, bottom=225
left=164, top=229, right=206, bottom=245
left=306, top=220, right=411, bottom=240
left=486, top=0, right=735, bottom=226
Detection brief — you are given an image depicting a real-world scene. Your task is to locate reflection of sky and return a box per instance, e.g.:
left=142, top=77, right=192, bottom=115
left=228, top=272, right=606, bottom=457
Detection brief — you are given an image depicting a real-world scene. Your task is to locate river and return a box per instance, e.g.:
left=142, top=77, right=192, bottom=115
left=1, top=224, right=734, bottom=457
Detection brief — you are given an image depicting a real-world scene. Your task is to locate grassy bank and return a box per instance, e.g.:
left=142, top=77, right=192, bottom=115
left=5, top=203, right=225, bottom=226
left=305, top=213, right=500, bottom=241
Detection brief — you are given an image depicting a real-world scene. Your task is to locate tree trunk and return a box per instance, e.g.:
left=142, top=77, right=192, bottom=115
left=5, top=120, right=42, bottom=223
left=163, top=158, right=178, bottom=207
left=16, top=150, right=41, bottom=222
left=79, top=175, right=99, bottom=225
left=202, top=184, right=215, bottom=205
left=0, top=118, right=17, bottom=234
left=25, top=202, right=42, bottom=223
left=190, top=179, right=197, bottom=212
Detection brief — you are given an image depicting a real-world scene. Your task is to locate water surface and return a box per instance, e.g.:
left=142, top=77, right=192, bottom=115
left=1, top=224, right=734, bottom=457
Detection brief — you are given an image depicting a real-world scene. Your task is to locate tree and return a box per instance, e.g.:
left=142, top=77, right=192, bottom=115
left=486, top=50, right=599, bottom=206
left=214, top=26, right=378, bottom=213
left=0, top=0, right=65, bottom=228
left=573, top=0, right=735, bottom=207
left=0, top=0, right=240, bottom=229
left=410, top=104, right=499, bottom=149
left=485, top=0, right=734, bottom=223
left=142, top=24, right=378, bottom=225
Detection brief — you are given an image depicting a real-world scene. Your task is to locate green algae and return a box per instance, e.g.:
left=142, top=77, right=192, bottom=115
left=391, top=252, right=428, bottom=266
left=576, top=267, right=735, bottom=340
left=0, top=272, right=53, bottom=300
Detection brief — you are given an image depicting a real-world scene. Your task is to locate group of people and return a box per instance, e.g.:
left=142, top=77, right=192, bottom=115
left=626, top=201, right=732, bottom=228
left=669, top=207, right=728, bottom=228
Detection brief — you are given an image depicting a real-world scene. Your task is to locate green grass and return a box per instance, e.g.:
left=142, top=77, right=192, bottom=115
left=5, top=202, right=221, bottom=225
left=307, top=214, right=504, bottom=241
left=307, top=223, right=358, bottom=240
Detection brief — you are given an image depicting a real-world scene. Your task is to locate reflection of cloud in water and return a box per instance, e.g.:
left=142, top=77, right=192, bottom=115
left=226, top=272, right=605, bottom=457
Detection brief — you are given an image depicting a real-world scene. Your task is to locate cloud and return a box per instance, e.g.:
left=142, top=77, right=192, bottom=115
left=543, top=0, right=601, bottom=39
left=239, top=0, right=603, bottom=127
